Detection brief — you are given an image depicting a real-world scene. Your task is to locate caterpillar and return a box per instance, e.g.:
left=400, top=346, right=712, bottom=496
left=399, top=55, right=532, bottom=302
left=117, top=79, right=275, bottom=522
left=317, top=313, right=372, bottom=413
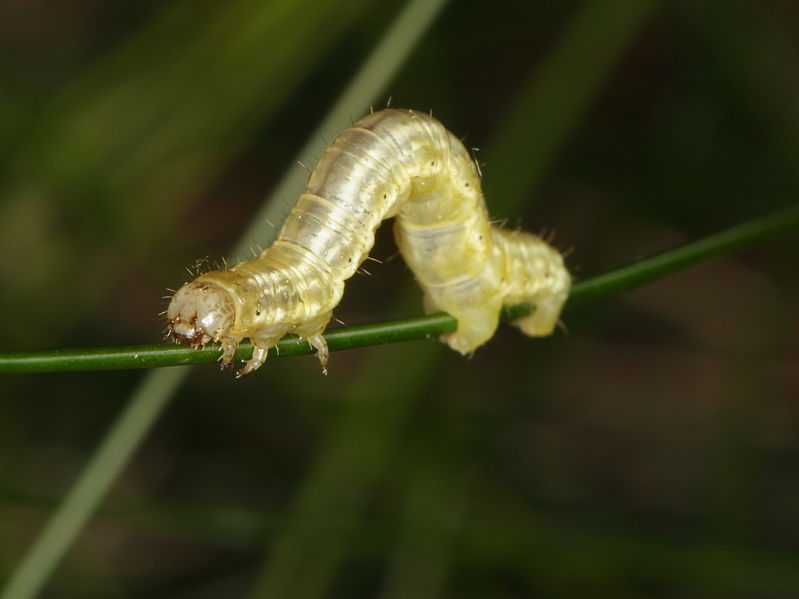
left=166, top=109, right=570, bottom=376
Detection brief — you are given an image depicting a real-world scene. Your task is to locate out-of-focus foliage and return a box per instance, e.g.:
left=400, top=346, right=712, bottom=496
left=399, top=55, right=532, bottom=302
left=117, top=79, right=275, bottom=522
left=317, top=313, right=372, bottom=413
left=1, top=0, right=798, bottom=597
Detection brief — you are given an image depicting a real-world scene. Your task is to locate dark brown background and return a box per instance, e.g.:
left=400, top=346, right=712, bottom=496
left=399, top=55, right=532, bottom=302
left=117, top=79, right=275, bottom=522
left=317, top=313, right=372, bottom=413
left=1, top=0, right=798, bottom=596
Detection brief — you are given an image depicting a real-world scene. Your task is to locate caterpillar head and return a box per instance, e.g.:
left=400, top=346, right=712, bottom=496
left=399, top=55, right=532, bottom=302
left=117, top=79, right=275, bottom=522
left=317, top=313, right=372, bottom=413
left=167, top=282, right=236, bottom=347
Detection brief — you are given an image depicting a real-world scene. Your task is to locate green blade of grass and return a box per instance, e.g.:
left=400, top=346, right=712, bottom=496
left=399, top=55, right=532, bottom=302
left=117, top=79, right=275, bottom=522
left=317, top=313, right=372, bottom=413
left=485, top=0, right=660, bottom=213
left=1, top=204, right=796, bottom=375
left=566, top=203, right=799, bottom=306
left=246, top=340, right=442, bottom=599
left=0, top=1, right=450, bottom=598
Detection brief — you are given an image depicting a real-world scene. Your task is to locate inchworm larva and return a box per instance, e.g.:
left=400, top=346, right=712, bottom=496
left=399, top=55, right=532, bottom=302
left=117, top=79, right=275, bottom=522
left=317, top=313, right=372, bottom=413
left=166, top=109, right=570, bottom=376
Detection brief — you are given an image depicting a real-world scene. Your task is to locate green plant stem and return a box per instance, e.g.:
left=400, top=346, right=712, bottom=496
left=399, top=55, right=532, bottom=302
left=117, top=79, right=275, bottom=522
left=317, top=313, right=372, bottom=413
left=566, top=204, right=799, bottom=307
left=0, top=2, right=450, bottom=599
left=2, top=205, right=797, bottom=375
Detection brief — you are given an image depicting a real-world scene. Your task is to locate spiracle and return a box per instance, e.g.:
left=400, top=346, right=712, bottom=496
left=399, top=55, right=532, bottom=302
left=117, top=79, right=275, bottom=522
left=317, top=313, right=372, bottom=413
left=166, top=109, right=570, bottom=376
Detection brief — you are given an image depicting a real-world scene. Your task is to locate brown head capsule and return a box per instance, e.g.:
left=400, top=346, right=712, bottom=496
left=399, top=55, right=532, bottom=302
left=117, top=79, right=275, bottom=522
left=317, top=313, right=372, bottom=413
left=166, top=282, right=236, bottom=348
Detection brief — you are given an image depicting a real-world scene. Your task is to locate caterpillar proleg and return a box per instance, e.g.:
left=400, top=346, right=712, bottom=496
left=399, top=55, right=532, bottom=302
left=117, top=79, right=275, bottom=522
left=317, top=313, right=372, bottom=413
left=166, top=109, right=570, bottom=376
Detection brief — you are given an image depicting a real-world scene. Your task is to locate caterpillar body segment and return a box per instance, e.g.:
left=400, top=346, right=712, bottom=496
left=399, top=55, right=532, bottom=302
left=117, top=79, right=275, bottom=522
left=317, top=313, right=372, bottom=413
left=166, top=109, right=570, bottom=375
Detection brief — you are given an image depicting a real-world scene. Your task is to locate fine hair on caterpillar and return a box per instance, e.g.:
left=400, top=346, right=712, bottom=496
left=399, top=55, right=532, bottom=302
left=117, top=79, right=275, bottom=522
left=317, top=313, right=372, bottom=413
left=166, top=108, right=570, bottom=376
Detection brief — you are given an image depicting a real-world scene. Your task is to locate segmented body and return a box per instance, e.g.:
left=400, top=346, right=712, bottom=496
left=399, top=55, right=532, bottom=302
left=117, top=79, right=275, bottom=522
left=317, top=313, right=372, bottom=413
left=166, top=109, right=570, bottom=375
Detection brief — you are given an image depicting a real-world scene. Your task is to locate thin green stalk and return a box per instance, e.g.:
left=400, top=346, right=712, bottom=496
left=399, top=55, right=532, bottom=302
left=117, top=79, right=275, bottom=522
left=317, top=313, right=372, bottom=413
left=566, top=203, right=799, bottom=306
left=246, top=340, right=441, bottom=599
left=1, top=204, right=796, bottom=375
left=486, top=0, right=660, bottom=212
left=0, top=367, right=187, bottom=599
left=0, top=1, right=449, bottom=598
left=245, top=4, right=662, bottom=596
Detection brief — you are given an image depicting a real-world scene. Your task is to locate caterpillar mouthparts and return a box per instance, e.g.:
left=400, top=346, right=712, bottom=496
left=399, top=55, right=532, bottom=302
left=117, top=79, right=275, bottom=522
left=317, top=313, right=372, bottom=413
left=166, top=108, right=570, bottom=376
left=167, top=282, right=235, bottom=348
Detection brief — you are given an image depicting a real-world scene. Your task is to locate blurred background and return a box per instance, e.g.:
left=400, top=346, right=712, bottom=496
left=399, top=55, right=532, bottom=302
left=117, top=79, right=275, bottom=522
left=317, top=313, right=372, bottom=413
left=1, top=0, right=799, bottom=596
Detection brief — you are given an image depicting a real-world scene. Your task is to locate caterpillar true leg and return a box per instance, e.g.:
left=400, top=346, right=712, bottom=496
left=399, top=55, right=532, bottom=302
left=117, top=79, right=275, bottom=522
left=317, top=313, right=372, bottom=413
left=294, top=312, right=332, bottom=374
left=219, top=335, right=242, bottom=368
left=166, top=109, right=570, bottom=375
left=238, top=345, right=269, bottom=378
left=304, top=334, right=329, bottom=375
left=237, top=327, right=292, bottom=377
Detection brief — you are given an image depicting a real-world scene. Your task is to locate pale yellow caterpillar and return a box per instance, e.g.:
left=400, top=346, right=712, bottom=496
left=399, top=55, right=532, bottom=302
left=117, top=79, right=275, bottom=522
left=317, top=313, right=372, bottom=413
left=166, top=109, right=570, bottom=376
